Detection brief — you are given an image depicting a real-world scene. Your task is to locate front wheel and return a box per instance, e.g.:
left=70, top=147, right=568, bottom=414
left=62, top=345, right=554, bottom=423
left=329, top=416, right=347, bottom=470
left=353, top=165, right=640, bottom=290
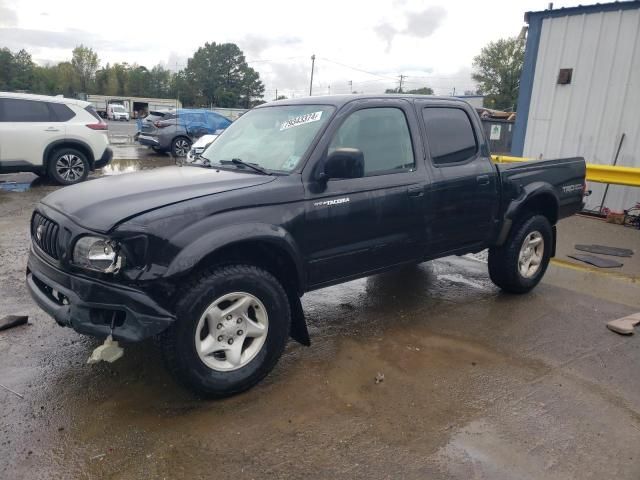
left=161, top=265, right=291, bottom=397
left=488, top=214, right=552, bottom=294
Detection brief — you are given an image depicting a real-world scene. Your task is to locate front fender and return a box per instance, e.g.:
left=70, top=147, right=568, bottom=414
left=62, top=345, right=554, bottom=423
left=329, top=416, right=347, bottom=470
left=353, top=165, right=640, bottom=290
left=164, top=222, right=306, bottom=290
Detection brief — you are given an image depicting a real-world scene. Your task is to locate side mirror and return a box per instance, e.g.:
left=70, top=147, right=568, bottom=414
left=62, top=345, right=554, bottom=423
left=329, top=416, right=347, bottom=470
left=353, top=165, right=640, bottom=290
left=321, top=148, right=364, bottom=181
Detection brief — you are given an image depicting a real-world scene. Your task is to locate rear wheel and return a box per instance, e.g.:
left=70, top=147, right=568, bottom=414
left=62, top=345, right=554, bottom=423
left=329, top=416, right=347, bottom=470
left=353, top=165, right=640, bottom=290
left=161, top=265, right=291, bottom=397
left=171, top=137, right=191, bottom=157
left=47, top=148, right=89, bottom=185
left=488, top=214, right=552, bottom=293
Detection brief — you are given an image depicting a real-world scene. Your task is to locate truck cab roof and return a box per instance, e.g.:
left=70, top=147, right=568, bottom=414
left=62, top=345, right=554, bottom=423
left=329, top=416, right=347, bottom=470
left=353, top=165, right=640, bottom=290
left=261, top=94, right=473, bottom=109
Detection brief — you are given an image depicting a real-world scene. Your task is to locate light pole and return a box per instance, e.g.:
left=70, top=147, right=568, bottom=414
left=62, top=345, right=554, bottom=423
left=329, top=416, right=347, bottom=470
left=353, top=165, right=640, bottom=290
left=309, top=54, right=316, bottom=96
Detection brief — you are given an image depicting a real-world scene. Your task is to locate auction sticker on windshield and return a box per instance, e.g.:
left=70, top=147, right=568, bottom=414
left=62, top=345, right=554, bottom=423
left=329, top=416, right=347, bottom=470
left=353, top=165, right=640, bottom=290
left=280, top=111, right=323, bottom=131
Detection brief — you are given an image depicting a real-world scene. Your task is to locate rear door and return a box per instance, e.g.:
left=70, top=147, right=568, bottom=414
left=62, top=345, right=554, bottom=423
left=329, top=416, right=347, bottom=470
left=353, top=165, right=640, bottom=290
left=302, top=99, right=429, bottom=287
left=0, top=98, right=66, bottom=168
left=418, top=102, right=499, bottom=254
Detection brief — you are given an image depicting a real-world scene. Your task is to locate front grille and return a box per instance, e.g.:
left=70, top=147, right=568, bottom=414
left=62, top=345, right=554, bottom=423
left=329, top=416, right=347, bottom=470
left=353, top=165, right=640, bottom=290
left=32, top=212, right=60, bottom=259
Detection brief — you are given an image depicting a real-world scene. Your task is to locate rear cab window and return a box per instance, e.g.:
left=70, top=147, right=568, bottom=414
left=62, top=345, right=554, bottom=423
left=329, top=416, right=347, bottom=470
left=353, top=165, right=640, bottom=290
left=422, top=107, right=478, bottom=165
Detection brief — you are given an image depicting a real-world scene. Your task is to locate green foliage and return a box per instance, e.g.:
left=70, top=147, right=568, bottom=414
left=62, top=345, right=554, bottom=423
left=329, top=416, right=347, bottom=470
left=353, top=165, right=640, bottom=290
left=183, top=42, right=265, bottom=107
left=385, top=86, right=433, bottom=95
left=0, top=42, right=265, bottom=108
left=472, top=37, right=524, bottom=111
left=71, top=45, right=99, bottom=93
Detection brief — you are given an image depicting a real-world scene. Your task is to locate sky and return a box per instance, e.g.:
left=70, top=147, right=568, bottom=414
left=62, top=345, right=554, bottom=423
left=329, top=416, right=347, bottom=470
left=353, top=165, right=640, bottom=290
left=0, top=0, right=586, bottom=98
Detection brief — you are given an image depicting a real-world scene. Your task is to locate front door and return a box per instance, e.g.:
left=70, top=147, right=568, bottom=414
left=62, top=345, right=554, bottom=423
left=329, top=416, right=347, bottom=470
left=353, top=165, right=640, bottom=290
left=302, top=100, right=428, bottom=288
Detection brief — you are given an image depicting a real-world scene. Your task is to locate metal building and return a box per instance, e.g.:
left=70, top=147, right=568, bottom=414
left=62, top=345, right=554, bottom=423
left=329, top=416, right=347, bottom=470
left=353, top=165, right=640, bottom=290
left=513, top=1, right=640, bottom=212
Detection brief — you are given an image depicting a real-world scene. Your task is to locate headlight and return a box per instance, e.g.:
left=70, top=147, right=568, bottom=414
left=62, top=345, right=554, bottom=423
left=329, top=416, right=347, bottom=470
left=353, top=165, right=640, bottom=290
left=73, top=236, right=124, bottom=273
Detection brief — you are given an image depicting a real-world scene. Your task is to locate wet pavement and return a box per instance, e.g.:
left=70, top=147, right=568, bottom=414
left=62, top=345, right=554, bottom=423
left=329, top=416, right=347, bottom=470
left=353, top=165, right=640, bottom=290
left=1, top=149, right=640, bottom=479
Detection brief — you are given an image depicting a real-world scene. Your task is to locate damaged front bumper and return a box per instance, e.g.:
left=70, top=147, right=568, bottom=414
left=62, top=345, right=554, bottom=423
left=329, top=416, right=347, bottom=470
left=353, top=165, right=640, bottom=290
left=26, top=249, right=175, bottom=342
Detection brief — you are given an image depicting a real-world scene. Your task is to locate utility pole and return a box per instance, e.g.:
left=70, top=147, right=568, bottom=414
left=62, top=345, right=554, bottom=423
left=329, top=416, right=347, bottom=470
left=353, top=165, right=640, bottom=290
left=398, top=75, right=406, bottom=93
left=309, top=54, right=316, bottom=96
left=348, top=80, right=353, bottom=93
left=328, top=85, right=331, bottom=95
left=275, top=89, right=278, bottom=101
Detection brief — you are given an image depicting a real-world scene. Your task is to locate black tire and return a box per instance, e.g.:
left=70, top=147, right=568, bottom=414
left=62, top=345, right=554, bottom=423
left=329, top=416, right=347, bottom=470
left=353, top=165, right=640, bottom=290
left=171, top=137, right=191, bottom=157
left=160, top=265, right=291, bottom=398
left=47, top=148, right=89, bottom=185
left=488, top=214, right=552, bottom=294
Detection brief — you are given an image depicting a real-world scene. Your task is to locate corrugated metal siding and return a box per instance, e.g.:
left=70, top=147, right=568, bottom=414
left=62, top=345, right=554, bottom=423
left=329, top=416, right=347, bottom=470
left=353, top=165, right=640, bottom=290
left=523, top=8, right=640, bottom=212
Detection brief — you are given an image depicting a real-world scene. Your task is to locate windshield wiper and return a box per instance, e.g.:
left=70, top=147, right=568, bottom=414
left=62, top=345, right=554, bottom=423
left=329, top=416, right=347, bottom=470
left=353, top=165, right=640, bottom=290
left=220, top=158, right=271, bottom=175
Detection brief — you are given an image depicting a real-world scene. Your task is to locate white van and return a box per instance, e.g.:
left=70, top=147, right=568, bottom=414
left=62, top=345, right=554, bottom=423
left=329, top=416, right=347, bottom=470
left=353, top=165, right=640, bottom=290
left=107, top=104, right=130, bottom=121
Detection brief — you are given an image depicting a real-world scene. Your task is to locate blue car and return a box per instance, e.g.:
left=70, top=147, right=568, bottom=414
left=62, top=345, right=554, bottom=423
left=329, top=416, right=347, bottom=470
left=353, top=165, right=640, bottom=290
left=137, top=109, right=232, bottom=157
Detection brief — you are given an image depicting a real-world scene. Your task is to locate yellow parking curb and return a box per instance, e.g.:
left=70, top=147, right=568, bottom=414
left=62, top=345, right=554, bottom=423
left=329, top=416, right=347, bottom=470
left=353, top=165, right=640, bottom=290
left=550, top=258, right=638, bottom=283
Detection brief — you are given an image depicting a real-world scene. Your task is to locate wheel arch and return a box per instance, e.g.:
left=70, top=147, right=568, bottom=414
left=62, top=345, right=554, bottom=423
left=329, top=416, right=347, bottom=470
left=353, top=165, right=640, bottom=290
left=497, top=183, right=559, bottom=246
left=44, top=139, right=96, bottom=170
left=165, top=223, right=310, bottom=345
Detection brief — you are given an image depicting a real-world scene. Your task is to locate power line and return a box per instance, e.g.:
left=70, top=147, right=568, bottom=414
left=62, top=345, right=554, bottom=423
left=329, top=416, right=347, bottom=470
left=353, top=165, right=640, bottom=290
left=319, top=58, right=398, bottom=81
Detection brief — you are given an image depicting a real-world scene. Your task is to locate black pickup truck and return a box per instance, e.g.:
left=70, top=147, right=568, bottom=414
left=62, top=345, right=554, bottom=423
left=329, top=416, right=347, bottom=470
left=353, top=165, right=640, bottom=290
left=27, top=95, right=586, bottom=397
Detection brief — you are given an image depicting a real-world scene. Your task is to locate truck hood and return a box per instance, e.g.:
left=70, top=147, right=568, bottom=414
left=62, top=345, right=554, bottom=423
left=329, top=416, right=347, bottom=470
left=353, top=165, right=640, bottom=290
left=42, top=166, right=276, bottom=232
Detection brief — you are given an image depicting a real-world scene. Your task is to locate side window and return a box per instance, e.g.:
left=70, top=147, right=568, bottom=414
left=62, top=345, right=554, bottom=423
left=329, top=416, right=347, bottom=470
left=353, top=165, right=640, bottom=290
left=190, top=113, right=206, bottom=124
left=328, top=107, right=415, bottom=176
left=0, top=98, right=55, bottom=122
left=422, top=107, right=477, bottom=165
left=49, top=103, right=75, bottom=122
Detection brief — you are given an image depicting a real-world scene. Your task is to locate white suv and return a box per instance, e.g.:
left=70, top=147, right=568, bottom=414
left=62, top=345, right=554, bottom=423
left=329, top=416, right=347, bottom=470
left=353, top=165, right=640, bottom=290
left=0, top=92, right=112, bottom=185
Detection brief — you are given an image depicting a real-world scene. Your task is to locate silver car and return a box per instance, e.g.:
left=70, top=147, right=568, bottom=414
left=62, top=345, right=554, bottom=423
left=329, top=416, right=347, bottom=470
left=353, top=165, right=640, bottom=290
left=137, top=109, right=231, bottom=156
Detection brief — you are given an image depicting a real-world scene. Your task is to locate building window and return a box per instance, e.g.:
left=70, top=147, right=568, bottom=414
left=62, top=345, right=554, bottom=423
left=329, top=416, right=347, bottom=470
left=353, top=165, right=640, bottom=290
left=557, top=68, right=573, bottom=85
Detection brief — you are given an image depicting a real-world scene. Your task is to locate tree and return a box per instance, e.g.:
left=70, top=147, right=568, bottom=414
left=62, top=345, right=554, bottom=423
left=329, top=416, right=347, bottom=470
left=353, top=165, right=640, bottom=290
left=71, top=45, right=99, bottom=93
left=406, top=87, right=433, bottom=95
left=472, top=37, right=524, bottom=111
left=183, top=42, right=264, bottom=107
left=385, top=86, right=433, bottom=95
left=0, top=48, right=14, bottom=90
left=11, top=49, right=36, bottom=91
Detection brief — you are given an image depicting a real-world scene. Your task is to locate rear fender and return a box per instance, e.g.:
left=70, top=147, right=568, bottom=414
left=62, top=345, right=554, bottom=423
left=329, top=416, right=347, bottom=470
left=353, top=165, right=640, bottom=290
left=496, top=182, right=559, bottom=245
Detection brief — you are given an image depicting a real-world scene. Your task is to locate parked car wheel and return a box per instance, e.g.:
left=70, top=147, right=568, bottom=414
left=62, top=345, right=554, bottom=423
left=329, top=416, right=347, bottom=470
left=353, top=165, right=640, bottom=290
left=171, top=137, right=191, bottom=157
left=161, top=265, right=291, bottom=398
left=47, top=148, right=89, bottom=185
left=488, top=214, right=552, bottom=294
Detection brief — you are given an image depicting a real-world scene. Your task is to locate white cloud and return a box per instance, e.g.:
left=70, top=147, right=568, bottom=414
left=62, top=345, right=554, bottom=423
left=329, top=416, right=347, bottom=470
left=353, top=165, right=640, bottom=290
left=0, top=0, right=17, bottom=27
left=0, top=0, right=583, bottom=96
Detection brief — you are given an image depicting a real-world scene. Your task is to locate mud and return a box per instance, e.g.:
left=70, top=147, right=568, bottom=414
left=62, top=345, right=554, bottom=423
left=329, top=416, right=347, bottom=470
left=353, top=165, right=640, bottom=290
left=1, top=153, right=640, bottom=479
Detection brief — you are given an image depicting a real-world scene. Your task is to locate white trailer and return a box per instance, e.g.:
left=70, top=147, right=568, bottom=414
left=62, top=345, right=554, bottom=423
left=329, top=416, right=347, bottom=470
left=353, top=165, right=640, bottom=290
left=82, top=95, right=181, bottom=119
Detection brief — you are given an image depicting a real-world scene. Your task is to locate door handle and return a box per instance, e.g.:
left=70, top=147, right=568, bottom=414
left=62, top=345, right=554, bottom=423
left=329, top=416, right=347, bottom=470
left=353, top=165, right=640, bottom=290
left=407, top=185, right=425, bottom=197
left=44, top=127, right=60, bottom=132
left=476, top=175, right=490, bottom=186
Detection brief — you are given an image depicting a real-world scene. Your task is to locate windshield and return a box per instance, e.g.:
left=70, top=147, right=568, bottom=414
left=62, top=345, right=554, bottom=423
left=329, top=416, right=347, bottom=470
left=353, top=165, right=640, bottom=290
left=201, top=105, right=335, bottom=173
left=112, top=105, right=125, bottom=112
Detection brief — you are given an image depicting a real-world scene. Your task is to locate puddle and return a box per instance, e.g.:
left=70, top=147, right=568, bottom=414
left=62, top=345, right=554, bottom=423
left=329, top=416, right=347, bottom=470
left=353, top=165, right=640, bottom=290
left=0, top=182, right=31, bottom=192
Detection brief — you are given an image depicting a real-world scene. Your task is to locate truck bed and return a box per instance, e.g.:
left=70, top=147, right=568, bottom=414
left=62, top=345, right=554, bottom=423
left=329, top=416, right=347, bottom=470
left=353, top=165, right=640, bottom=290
left=496, top=157, right=586, bottom=220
